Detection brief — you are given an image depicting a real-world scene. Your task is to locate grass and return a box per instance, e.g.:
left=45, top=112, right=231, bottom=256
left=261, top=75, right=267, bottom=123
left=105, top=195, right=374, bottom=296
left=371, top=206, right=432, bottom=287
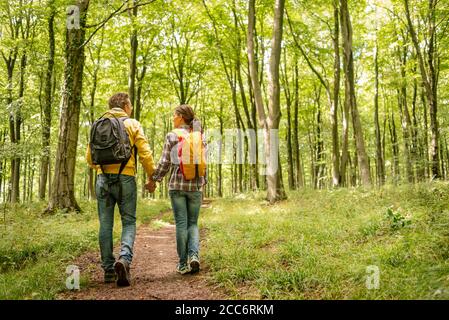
left=0, top=198, right=170, bottom=300
left=200, top=182, right=449, bottom=300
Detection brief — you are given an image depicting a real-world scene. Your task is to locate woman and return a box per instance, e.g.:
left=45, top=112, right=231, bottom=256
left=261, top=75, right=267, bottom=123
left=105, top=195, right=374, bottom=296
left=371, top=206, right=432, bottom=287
left=150, top=105, right=206, bottom=275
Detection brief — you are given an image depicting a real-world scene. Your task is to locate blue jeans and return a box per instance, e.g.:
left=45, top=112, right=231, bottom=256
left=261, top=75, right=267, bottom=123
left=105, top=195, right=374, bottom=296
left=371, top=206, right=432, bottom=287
left=96, top=174, right=137, bottom=272
left=169, top=190, right=202, bottom=265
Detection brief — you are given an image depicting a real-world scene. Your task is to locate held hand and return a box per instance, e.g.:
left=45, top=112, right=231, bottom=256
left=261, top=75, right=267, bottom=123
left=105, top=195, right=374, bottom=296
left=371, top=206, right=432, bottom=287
left=145, top=178, right=157, bottom=193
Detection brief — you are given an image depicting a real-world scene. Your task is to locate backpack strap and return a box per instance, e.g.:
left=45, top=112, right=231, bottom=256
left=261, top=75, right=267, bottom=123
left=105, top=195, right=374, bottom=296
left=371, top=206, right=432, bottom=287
left=117, top=116, right=132, bottom=204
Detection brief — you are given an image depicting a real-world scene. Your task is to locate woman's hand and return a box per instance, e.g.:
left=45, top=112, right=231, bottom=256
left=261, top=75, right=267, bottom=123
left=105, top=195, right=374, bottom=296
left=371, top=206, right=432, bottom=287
left=145, top=178, right=157, bottom=193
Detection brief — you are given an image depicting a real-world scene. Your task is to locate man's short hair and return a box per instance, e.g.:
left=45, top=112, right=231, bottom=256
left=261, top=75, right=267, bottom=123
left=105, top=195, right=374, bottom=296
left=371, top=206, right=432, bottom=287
left=109, top=92, right=130, bottom=110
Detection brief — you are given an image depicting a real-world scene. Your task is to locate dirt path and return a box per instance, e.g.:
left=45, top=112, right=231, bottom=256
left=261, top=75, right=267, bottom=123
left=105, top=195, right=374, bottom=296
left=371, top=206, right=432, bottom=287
left=59, top=202, right=226, bottom=300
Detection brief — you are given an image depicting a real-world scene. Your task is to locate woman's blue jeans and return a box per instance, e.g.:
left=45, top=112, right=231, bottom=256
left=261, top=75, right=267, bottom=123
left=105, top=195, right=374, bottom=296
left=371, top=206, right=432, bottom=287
left=169, top=190, right=202, bottom=265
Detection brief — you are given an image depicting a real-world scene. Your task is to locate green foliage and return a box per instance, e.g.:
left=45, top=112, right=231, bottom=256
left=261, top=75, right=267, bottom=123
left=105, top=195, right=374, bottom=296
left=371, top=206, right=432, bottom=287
left=385, top=206, right=411, bottom=231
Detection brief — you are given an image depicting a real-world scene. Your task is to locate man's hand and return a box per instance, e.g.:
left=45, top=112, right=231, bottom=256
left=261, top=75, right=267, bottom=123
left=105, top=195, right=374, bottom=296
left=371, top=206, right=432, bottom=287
left=145, top=178, right=157, bottom=193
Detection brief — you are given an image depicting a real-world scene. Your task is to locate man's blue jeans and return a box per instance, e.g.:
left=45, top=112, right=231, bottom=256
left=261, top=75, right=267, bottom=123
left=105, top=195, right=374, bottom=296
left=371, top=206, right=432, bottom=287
left=169, top=190, right=202, bottom=265
left=96, top=174, right=137, bottom=272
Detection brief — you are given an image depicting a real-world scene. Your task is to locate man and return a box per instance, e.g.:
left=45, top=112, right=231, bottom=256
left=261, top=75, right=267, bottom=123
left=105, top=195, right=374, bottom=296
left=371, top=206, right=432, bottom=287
left=86, top=92, right=156, bottom=287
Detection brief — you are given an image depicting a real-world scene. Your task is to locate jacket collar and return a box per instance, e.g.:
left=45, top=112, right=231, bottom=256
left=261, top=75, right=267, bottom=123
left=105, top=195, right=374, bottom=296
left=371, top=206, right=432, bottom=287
left=104, top=108, right=128, bottom=118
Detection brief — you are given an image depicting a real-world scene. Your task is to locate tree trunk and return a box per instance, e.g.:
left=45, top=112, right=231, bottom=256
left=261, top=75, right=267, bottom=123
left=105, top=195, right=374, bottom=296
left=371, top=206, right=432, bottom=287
left=286, top=91, right=295, bottom=190
left=29, top=157, right=35, bottom=202
left=128, top=0, right=138, bottom=117
left=280, top=50, right=295, bottom=190
left=314, top=86, right=324, bottom=189
left=248, top=64, right=260, bottom=190
left=7, top=59, right=16, bottom=203
left=389, top=110, right=400, bottom=183
left=421, top=87, right=430, bottom=179
left=86, top=30, right=104, bottom=201
left=39, top=1, right=55, bottom=200
left=46, top=0, right=90, bottom=213
left=307, top=123, right=316, bottom=188
left=11, top=53, right=26, bottom=203
left=412, top=72, right=425, bottom=181
left=135, top=61, right=147, bottom=122
left=293, top=60, right=304, bottom=188
left=217, top=103, right=223, bottom=197
left=374, top=41, right=385, bottom=185
left=331, top=0, right=341, bottom=187
left=23, top=156, right=28, bottom=202
left=396, top=37, right=414, bottom=183
left=340, top=0, right=371, bottom=186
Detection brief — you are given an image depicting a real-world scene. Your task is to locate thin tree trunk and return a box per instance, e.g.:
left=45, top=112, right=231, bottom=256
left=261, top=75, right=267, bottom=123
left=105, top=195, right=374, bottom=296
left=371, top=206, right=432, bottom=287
left=412, top=72, right=425, bottom=181
left=6, top=54, right=16, bottom=203
left=286, top=95, right=295, bottom=190
left=331, top=0, right=341, bottom=187
left=293, top=60, right=304, bottom=188
left=307, top=123, right=316, bottom=188
left=421, top=88, right=430, bottom=179
left=12, top=53, right=26, bottom=203
left=29, top=157, right=35, bottom=202
left=340, top=85, right=350, bottom=186
left=281, top=50, right=295, bottom=190
left=396, top=37, right=414, bottom=183
left=128, top=0, right=138, bottom=117
left=389, top=109, right=400, bottom=183
left=39, top=0, right=55, bottom=200
left=218, top=103, right=223, bottom=197
left=23, top=156, right=28, bottom=202
left=316, top=105, right=324, bottom=189
left=86, top=30, right=104, bottom=201
left=374, top=41, right=385, bottom=185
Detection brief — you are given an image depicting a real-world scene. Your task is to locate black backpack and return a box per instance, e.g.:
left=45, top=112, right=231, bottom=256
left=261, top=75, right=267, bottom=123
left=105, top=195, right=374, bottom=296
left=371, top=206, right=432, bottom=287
left=90, top=112, right=132, bottom=168
left=90, top=112, right=137, bottom=202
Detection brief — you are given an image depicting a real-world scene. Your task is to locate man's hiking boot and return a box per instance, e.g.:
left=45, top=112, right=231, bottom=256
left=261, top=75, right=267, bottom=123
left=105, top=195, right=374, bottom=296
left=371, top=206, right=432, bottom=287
left=189, top=255, right=200, bottom=274
left=114, top=258, right=131, bottom=287
left=176, top=263, right=191, bottom=275
left=104, top=270, right=117, bottom=283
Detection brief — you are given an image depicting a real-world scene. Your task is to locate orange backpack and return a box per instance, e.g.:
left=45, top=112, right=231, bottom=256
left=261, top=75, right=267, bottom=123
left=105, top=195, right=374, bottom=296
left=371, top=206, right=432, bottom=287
left=173, top=128, right=207, bottom=180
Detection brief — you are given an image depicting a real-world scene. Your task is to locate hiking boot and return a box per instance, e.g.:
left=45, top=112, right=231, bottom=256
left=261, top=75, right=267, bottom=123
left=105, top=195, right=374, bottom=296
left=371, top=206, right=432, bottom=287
left=189, top=254, right=200, bottom=274
left=176, top=263, right=191, bottom=275
left=104, top=270, right=117, bottom=283
left=114, top=258, right=131, bottom=287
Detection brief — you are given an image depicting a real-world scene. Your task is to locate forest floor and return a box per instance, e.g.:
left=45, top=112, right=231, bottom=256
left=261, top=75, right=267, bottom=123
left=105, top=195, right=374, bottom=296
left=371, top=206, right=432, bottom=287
left=58, top=201, right=226, bottom=300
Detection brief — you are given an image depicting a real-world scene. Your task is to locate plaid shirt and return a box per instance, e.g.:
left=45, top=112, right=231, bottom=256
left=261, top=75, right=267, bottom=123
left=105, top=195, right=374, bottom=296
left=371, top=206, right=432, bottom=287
left=152, top=125, right=207, bottom=192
